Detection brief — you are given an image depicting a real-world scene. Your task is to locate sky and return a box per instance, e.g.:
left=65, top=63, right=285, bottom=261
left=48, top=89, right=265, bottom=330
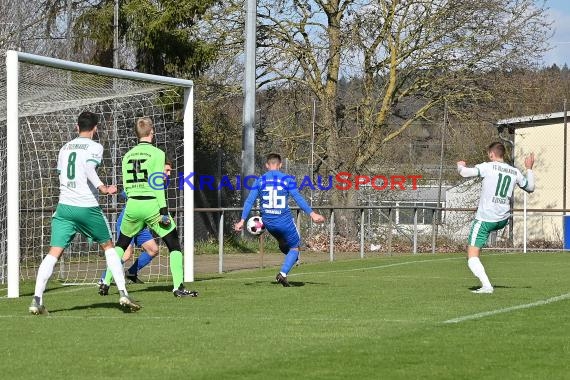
left=543, top=0, right=570, bottom=66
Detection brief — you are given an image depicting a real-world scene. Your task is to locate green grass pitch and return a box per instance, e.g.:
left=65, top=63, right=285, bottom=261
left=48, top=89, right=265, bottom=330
left=1, top=252, right=570, bottom=379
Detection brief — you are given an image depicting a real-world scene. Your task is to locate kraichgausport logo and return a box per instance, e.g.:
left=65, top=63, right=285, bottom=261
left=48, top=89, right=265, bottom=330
left=147, top=172, right=422, bottom=191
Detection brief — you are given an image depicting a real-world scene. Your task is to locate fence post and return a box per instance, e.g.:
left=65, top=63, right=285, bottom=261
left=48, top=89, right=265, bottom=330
left=218, top=210, right=224, bottom=273
left=360, top=208, right=365, bottom=258
left=329, top=209, right=335, bottom=262
left=413, top=208, right=418, bottom=254
left=387, top=207, right=392, bottom=255
left=431, top=208, right=436, bottom=254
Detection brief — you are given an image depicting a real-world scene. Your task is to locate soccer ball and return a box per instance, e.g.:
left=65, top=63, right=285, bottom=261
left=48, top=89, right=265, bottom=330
left=246, top=216, right=265, bottom=235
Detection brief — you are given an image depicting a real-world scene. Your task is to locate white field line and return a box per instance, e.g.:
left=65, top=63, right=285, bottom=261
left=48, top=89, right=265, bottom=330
left=223, top=256, right=464, bottom=282
left=0, top=256, right=464, bottom=293
left=0, top=256, right=462, bottom=301
left=0, top=285, right=92, bottom=299
left=443, top=292, right=570, bottom=324
left=0, top=313, right=429, bottom=323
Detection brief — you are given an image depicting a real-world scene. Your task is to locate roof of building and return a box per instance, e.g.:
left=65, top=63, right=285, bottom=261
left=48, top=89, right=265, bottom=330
left=496, top=111, right=566, bottom=128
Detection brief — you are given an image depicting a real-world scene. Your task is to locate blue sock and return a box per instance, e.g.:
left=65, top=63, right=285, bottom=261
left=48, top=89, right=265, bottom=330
left=128, top=251, right=154, bottom=275
left=280, top=249, right=299, bottom=275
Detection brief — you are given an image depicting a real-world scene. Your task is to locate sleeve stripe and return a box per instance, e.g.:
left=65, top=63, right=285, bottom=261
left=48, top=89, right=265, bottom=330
left=86, top=159, right=101, bottom=165
left=477, top=168, right=480, bottom=177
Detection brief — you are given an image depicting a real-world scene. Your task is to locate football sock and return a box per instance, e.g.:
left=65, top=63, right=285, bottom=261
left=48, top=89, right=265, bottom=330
left=170, top=250, right=184, bottom=290
left=101, top=258, right=124, bottom=284
left=280, top=248, right=299, bottom=275
left=103, top=253, right=125, bottom=286
left=34, top=254, right=58, bottom=304
left=105, top=248, right=127, bottom=294
left=128, top=251, right=154, bottom=275
left=467, top=257, right=492, bottom=288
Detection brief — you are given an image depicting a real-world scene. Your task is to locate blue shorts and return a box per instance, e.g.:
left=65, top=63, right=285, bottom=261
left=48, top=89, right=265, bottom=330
left=116, top=209, right=153, bottom=247
left=263, top=216, right=301, bottom=254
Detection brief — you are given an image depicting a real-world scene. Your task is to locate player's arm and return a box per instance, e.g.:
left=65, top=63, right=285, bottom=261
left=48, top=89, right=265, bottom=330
left=234, top=181, right=260, bottom=231
left=457, top=161, right=480, bottom=178
left=153, top=150, right=170, bottom=226
left=154, top=150, right=168, bottom=209
left=86, top=145, right=116, bottom=195
left=289, top=186, right=325, bottom=223
left=518, top=153, right=535, bottom=193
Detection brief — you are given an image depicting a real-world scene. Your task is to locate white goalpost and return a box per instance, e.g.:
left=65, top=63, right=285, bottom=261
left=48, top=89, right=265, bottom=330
left=1, top=50, right=194, bottom=298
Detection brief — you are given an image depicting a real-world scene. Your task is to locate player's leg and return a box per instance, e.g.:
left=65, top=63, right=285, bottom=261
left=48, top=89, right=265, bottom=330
left=160, top=228, right=197, bottom=297
left=30, top=246, right=64, bottom=315
left=466, top=245, right=493, bottom=293
left=101, top=244, right=133, bottom=289
left=267, top=218, right=300, bottom=287
left=103, top=199, right=146, bottom=290
left=466, top=219, right=506, bottom=293
left=100, top=209, right=130, bottom=286
left=99, top=240, right=140, bottom=311
left=143, top=201, right=197, bottom=297
left=30, top=205, right=76, bottom=315
left=77, top=206, right=140, bottom=311
left=126, top=229, right=157, bottom=283
left=150, top=213, right=198, bottom=296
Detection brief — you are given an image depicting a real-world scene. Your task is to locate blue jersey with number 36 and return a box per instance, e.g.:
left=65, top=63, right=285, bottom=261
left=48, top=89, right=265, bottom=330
left=241, top=170, right=313, bottom=224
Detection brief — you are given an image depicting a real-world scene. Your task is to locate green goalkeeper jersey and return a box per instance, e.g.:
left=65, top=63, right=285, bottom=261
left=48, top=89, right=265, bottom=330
left=121, top=142, right=167, bottom=209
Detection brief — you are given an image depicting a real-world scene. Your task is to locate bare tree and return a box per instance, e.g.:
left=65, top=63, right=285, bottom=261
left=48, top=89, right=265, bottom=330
left=0, top=0, right=62, bottom=54
left=204, top=0, right=551, bottom=236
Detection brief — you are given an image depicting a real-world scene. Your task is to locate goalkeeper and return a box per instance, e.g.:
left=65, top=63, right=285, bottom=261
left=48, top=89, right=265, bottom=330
left=106, top=117, right=197, bottom=298
left=97, top=160, right=172, bottom=293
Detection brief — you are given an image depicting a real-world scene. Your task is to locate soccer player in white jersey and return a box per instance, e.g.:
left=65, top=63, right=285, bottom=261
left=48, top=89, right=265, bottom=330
left=457, top=142, right=535, bottom=294
left=29, top=111, right=140, bottom=314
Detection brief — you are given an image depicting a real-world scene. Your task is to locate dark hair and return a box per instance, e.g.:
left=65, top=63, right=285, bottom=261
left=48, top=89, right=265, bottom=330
left=266, top=153, right=282, bottom=165
left=77, top=111, right=99, bottom=132
left=165, top=158, right=173, bottom=167
left=488, top=142, right=505, bottom=158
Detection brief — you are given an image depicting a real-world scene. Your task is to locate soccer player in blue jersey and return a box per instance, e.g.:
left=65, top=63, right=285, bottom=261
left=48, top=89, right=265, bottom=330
left=234, top=153, right=325, bottom=287
left=98, top=160, right=172, bottom=294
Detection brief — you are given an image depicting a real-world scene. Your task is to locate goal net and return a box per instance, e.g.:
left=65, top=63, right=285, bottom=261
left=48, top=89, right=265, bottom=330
left=0, top=51, right=194, bottom=297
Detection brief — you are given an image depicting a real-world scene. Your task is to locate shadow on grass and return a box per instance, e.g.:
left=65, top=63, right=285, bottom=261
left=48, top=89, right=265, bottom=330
left=19, top=285, right=70, bottom=298
left=138, top=285, right=174, bottom=293
left=244, top=280, right=325, bottom=287
left=468, top=284, right=532, bottom=291
left=48, top=302, right=137, bottom=314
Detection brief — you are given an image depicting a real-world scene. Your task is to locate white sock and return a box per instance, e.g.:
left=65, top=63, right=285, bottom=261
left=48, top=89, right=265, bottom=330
left=280, top=272, right=287, bottom=277
left=105, top=248, right=127, bottom=295
left=468, top=257, right=492, bottom=288
left=34, top=254, right=58, bottom=304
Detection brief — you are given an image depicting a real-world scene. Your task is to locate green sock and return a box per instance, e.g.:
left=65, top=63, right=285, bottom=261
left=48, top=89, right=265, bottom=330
left=104, top=246, right=125, bottom=285
left=170, top=250, right=183, bottom=289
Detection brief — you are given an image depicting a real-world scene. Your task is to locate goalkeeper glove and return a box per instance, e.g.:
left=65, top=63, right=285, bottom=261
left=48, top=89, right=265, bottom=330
left=159, top=207, right=171, bottom=227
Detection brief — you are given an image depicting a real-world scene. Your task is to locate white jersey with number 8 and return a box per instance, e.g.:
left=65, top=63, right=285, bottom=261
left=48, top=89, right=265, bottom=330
left=57, top=137, right=104, bottom=207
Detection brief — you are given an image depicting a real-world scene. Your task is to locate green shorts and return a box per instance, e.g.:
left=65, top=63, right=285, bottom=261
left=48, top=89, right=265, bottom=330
left=120, top=198, right=176, bottom=238
left=467, top=219, right=509, bottom=248
left=50, top=204, right=112, bottom=248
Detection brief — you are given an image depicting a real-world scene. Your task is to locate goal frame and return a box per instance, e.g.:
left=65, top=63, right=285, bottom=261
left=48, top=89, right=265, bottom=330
left=5, top=50, right=195, bottom=298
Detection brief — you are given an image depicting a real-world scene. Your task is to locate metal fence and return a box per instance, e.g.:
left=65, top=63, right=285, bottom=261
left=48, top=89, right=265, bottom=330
left=196, top=205, right=568, bottom=274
